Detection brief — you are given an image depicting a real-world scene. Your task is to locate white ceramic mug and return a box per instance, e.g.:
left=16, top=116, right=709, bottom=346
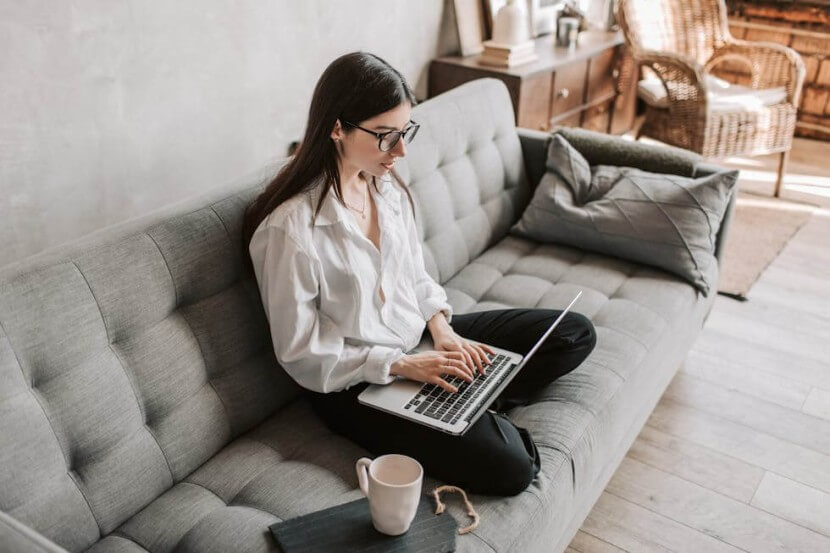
left=355, top=453, right=423, bottom=536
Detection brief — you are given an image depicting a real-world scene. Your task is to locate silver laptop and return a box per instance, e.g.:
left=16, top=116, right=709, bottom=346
left=358, top=290, right=583, bottom=436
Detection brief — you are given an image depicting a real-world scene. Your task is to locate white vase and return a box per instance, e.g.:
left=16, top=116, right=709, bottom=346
left=492, top=0, right=530, bottom=45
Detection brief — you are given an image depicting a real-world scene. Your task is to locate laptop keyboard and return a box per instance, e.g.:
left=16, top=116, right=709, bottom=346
left=403, top=353, right=512, bottom=425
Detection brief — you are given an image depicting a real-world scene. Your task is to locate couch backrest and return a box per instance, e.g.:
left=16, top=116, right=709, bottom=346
left=0, top=176, right=299, bottom=549
left=0, top=77, right=529, bottom=550
left=398, top=78, right=532, bottom=285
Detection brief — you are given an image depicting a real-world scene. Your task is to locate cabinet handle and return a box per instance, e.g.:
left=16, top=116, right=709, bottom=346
left=557, top=88, right=570, bottom=99
left=612, top=68, right=620, bottom=79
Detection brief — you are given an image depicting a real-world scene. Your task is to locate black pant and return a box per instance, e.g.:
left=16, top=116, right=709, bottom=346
left=303, top=308, right=597, bottom=497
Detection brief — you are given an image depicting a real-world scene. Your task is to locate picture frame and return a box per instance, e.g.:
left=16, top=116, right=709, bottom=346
left=453, top=0, right=488, bottom=56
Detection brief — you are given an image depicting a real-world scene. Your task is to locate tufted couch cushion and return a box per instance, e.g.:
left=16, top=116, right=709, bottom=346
left=394, top=79, right=534, bottom=287
left=0, top=183, right=302, bottom=551
left=0, top=78, right=732, bottom=553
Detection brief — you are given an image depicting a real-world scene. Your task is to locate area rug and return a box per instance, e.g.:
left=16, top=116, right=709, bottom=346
left=717, top=191, right=818, bottom=300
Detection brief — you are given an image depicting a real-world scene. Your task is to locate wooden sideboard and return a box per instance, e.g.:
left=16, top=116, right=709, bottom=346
left=428, top=31, right=638, bottom=135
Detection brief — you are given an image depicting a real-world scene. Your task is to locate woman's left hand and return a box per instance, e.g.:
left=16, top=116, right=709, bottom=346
left=431, top=328, right=496, bottom=377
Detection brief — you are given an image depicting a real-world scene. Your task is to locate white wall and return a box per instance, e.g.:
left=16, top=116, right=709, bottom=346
left=0, top=0, right=459, bottom=267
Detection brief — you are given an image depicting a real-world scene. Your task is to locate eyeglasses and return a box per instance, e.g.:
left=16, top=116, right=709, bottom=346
left=342, top=119, right=420, bottom=152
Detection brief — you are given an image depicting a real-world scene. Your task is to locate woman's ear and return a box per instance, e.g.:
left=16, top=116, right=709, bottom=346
left=330, top=119, right=344, bottom=142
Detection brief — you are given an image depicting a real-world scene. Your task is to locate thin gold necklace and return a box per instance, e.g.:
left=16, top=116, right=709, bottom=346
left=344, top=180, right=368, bottom=219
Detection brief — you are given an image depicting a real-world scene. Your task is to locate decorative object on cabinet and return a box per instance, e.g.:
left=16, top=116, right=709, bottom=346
left=558, top=0, right=589, bottom=32
left=490, top=0, right=531, bottom=45
left=556, top=16, right=580, bottom=47
left=479, top=40, right=540, bottom=67
left=491, top=0, right=530, bottom=43
left=480, top=0, right=540, bottom=67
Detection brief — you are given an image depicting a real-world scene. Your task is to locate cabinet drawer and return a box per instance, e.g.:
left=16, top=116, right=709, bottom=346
left=550, top=60, right=587, bottom=119
left=517, top=73, right=554, bottom=130
left=586, top=47, right=619, bottom=103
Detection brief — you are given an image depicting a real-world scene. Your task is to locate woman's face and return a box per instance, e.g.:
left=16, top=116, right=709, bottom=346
left=332, top=101, right=413, bottom=179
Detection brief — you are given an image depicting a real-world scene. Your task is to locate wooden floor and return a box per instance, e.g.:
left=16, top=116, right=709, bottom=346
left=567, top=135, right=830, bottom=553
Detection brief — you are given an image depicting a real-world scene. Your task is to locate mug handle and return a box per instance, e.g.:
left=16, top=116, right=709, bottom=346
left=356, top=457, right=372, bottom=497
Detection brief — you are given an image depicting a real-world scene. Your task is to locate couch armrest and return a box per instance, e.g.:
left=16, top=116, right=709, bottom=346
left=0, top=511, right=69, bottom=553
left=517, top=127, right=551, bottom=190
left=713, top=187, right=737, bottom=268
left=694, top=162, right=737, bottom=268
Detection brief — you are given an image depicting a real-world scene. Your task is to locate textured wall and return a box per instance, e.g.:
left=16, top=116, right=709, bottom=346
left=0, top=0, right=459, bottom=268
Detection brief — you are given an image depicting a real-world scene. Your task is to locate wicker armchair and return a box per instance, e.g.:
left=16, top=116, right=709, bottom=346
left=617, top=0, right=806, bottom=196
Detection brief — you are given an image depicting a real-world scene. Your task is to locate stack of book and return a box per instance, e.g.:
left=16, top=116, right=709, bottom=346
left=478, top=39, right=538, bottom=68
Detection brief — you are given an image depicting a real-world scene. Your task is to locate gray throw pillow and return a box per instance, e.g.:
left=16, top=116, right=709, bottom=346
left=510, top=134, right=738, bottom=296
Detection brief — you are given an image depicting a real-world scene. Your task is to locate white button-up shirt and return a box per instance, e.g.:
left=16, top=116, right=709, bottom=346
left=248, top=174, right=453, bottom=394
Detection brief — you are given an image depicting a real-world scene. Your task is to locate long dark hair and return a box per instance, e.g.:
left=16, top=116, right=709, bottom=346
left=241, top=51, right=418, bottom=277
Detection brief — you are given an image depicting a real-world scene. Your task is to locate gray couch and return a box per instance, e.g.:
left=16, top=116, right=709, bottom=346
left=0, top=78, right=735, bottom=553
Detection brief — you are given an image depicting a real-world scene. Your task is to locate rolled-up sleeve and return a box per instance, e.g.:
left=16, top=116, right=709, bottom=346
left=250, top=225, right=404, bottom=393
left=403, top=203, right=453, bottom=324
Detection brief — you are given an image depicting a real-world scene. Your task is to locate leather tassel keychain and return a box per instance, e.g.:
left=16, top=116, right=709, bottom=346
left=431, top=485, right=480, bottom=534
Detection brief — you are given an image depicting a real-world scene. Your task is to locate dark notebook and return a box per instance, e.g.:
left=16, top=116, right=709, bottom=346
left=268, top=493, right=458, bottom=553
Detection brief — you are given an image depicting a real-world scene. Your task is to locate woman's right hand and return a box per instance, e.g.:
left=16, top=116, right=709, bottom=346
left=390, top=351, right=476, bottom=393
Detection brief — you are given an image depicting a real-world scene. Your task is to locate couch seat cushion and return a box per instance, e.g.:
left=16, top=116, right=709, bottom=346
left=83, top=398, right=496, bottom=553
left=81, top=399, right=385, bottom=552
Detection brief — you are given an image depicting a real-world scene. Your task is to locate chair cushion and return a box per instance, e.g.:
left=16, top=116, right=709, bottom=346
left=638, top=74, right=788, bottom=112
left=509, top=134, right=738, bottom=296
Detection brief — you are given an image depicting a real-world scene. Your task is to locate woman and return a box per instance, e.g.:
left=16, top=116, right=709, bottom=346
left=243, top=52, right=597, bottom=497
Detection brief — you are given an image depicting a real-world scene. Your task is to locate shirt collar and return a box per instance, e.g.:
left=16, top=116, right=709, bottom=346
left=310, top=174, right=400, bottom=227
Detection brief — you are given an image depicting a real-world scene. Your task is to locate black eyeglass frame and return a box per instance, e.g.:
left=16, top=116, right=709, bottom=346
left=341, top=119, right=420, bottom=152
